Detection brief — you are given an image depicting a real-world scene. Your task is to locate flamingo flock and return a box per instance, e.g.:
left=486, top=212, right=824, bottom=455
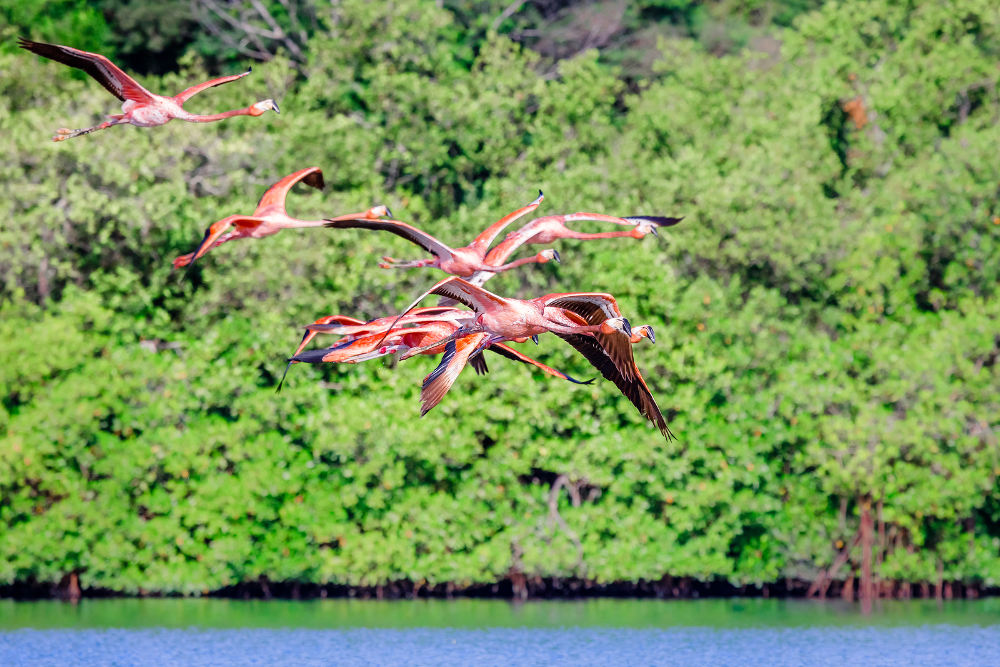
left=22, top=37, right=683, bottom=441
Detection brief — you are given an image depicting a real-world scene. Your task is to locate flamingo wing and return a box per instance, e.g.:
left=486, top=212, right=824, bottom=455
left=488, top=343, right=594, bottom=385
left=255, top=167, right=324, bottom=213
left=542, top=293, right=624, bottom=325
left=555, top=332, right=674, bottom=441
left=19, top=38, right=155, bottom=104
left=621, top=215, right=684, bottom=227
left=323, top=217, right=455, bottom=259
left=470, top=190, right=545, bottom=251
left=561, top=212, right=684, bottom=228
left=543, top=293, right=639, bottom=384
left=420, top=332, right=490, bottom=415
left=186, top=215, right=263, bottom=266
left=175, top=68, right=252, bottom=103
left=293, top=315, right=367, bottom=357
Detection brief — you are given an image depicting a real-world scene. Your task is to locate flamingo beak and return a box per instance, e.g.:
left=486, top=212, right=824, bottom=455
left=272, top=101, right=280, bottom=114
left=531, top=335, right=539, bottom=345
left=621, top=318, right=632, bottom=337
left=552, top=250, right=561, bottom=264
left=645, top=326, right=656, bottom=344
left=650, top=226, right=659, bottom=237
left=384, top=207, right=392, bottom=218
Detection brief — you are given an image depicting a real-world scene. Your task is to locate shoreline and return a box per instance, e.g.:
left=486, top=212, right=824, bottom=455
left=3, top=576, right=996, bottom=602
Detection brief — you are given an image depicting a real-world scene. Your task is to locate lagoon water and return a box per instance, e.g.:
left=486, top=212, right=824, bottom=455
left=1, top=598, right=998, bottom=666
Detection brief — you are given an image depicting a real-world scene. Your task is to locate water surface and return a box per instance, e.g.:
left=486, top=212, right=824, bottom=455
left=2, top=598, right=998, bottom=666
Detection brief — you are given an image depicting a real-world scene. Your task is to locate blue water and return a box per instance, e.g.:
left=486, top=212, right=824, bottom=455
left=1, top=599, right=998, bottom=666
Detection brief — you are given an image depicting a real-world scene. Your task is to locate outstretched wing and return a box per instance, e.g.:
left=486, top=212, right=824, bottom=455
left=185, top=215, right=262, bottom=266
left=561, top=212, right=683, bottom=228
left=256, top=167, right=324, bottom=213
left=620, top=215, right=684, bottom=227
left=555, top=332, right=673, bottom=441
left=175, top=68, right=252, bottom=103
left=488, top=343, right=593, bottom=385
left=544, top=292, right=634, bottom=369
left=324, top=217, right=454, bottom=259
left=420, top=333, right=490, bottom=415
left=470, top=190, right=544, bottom=251
left=19, top=37, right=155, bottom=103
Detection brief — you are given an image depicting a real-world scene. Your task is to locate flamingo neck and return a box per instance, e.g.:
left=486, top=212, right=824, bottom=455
left=184, top=106, right=257, bottom=122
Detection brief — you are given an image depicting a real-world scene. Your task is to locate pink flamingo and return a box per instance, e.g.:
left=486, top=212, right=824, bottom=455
left=464, top=212, right=683, bottom=287
left=19, top=38, right=279, bottom=141
left=173, top=167, right=390, bottom=268
left=276, top=308, right=473, bottom=390
left=324, top=191, right=560, bottom=278
left=284, top=318, right=591, bottom=391
left=390, top=277, right=673, bottom=439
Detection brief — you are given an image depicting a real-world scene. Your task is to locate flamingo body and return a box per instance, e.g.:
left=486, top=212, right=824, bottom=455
left=19, top=37, right=278, bottom=141
left=325, top=191, right=559, bottom=278
left=173, top=167, right=390, bottom=268
left=391, top=277, right=674, bottom=440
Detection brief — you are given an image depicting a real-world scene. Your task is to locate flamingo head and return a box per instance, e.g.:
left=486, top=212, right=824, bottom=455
left=636, top=324, right=655, bottom=343
left=183, top=217, right=240, bottom=274
left=626, top=216, right=684, bottom=239
left=599, top=317, right=632, bottom=337
left=250, top=99, right=280, bottom=116
left=366, top=205, right=392, bottom=219
left=537, top=248, right=561, bottom=264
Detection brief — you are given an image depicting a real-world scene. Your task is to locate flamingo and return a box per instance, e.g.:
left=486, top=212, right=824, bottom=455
left=284, top=318, right=592, bottom=391
left=18, top=37, right=279, bottom=141
left=173, top=167, right=391, bottom=268
left=276, top=307, right=473, bottom=388
left=388, top=277, right=673, bottom=439
left=464, top=212, right=684, bottom=287
left=324, top=191, right=560, bottom=278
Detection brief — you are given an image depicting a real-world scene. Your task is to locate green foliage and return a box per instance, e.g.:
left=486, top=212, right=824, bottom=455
left=2, top=0, right=999, bottom=595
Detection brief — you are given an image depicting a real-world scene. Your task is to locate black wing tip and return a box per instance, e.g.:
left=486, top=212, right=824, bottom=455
left=289, top=349, right=331, bottom=364
left=17, top=36, right=45, bottom=53
left=625, top=216, right=684, bottom=227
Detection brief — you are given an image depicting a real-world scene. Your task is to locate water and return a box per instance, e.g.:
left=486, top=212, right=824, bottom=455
left=1, top=599, right=998, bottom=666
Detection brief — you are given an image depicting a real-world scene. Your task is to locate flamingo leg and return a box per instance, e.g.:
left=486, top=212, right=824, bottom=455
left=378, top=256, right=435, bottom=269
left=52, top=117, right=126, bottom=142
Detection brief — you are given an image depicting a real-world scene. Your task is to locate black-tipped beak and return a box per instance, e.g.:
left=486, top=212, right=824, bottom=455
left=272, top=102, right=280, bottom=114
left=622, top=318, right=632, bottom=337
left=552, top=250, right=561, bottom=264
left=646, top=326, right=656, bottom=344
left=650, top=226, right=659, bottom=237
left=384, top=207, right=393, bottom=218
left=531, top=335, right=539, bottom=345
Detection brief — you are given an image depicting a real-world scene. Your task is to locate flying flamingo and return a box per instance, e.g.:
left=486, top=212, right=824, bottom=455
left=283, top=318, right=591, bottom=391
left=387, top=276, right=673, bottom=439
left=173, top=167, right=391, bottom=268
left=18, top=37, right=279, bottom=141
left=323, top=191, right=560, bottom=278
left=276, top=307, right=474, bottom=389
left=464, top=212, right=683, bottom=287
